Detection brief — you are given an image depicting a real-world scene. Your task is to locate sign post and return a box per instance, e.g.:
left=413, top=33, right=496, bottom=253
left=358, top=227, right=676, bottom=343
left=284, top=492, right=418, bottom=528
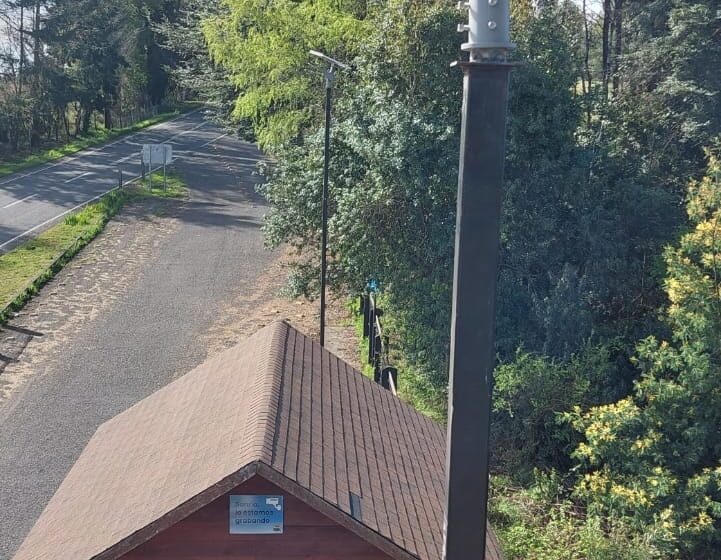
left=142, top=144, right=173, bottom=192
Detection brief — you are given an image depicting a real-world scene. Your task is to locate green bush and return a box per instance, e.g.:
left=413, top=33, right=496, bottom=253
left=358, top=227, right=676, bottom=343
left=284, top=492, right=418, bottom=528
left=490, top=473, right=659, bottom=560
left=492, top=344, right=623, bottom=481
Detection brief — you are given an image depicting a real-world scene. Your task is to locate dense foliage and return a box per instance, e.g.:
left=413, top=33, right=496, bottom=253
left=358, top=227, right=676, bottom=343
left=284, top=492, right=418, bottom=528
left=203, top=0, right=370, bottom=149
left=568, top=150, right=721, bottom=557
left=154, top=0, right=237, bottom=122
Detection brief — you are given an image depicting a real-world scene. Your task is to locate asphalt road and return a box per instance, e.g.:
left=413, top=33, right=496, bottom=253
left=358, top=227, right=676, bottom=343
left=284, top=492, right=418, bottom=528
left=0, top=109, right=228, bottom=253
left=0, top=124, right=277, bottom=558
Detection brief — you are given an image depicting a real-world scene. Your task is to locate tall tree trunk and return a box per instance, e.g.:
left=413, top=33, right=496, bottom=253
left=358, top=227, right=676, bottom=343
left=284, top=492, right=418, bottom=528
left=32, top=1, right=40, bottom=65
left=104, top=103, right=113, bottom=130
left=612, top=0, right=623, bottom=96
left=30, top=1, right=43, bottom=147
left=82, top=107, right=92, bottom=135
left=18, top=2, right=25, bottom=95
left=63, top=110, right=70, bottom=140
left=582, top=0, right=593, bottom=126
left=602, top=0, right=612, bottom=99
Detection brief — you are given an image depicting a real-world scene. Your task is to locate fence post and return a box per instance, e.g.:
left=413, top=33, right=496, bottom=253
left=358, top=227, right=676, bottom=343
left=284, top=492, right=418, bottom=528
left=362, top=295, right=370, bottom=338
left=367, top=297, right=375, bottom=365
left=381, top=366, right=398, bottom=392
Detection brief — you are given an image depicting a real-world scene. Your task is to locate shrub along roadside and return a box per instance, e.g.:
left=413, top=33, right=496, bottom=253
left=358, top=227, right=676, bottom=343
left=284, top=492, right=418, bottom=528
left=0, top=172, right=188, bottom=324
left=351, top=299, right=657, bottom=558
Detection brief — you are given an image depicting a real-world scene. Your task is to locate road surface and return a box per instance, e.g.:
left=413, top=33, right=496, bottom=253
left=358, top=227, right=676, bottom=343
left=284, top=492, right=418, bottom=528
left=0, top=124, right=279, bottom=558
left=0, top=109, right=228, bottom=253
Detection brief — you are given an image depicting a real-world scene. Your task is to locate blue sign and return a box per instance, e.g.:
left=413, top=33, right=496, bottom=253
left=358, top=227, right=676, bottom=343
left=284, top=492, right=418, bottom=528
left=229, top=495, right=284, bottom=535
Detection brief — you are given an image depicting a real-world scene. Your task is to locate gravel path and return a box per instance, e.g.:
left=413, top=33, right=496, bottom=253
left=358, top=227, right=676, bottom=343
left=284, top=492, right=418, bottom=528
left=0, top=127, right=279, bottom=558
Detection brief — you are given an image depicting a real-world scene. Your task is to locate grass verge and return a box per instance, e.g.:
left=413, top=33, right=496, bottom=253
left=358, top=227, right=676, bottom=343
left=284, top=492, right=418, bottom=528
left=136, top=170, right=188, bottom=199
left=0, top=171, right=188, bottom=324
left=0, top=105, right=195, bottom=178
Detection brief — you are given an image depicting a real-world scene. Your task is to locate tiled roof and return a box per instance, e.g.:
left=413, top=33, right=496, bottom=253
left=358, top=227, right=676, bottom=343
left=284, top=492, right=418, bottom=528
left=13, top=321, right=503, bottom=560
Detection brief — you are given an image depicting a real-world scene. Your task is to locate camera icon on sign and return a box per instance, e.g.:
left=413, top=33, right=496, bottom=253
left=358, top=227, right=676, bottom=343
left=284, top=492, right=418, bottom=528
left=266, top=497, right=281, bottom=510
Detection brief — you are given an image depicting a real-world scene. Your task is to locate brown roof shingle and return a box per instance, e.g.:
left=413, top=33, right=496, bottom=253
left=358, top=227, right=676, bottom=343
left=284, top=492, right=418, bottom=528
left=12, top=321, right=503, bottom=560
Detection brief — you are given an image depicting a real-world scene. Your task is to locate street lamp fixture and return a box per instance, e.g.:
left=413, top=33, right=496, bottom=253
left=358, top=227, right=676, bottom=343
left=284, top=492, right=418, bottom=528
left=309, top=49, right=350, bottom=348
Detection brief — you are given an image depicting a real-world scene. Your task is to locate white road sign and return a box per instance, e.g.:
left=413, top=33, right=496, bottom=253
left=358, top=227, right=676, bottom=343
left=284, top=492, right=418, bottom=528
left=142, top=144, right=173, bottom=165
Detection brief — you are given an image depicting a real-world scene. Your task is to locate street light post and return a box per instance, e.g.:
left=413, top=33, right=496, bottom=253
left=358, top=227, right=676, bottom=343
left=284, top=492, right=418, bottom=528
left=309, top=50, right=350, bottom=347
left=443, top=2, right=514, bottom=560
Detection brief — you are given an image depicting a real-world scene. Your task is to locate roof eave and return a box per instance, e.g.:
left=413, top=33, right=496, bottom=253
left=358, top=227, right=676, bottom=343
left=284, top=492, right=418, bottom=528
left=92, top=461, right=261, bottom=560
left=87, top=458, right=421, bottom=560
left=256, top=462, right=420, bottom=560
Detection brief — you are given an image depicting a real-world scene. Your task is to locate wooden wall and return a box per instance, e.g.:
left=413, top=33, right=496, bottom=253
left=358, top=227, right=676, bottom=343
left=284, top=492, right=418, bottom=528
left=121, top=475, right=394, bottom=560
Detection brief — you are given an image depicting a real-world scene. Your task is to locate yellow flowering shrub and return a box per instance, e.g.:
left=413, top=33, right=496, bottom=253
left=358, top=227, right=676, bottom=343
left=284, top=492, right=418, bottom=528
left=567, top=148, right=721, bottom=558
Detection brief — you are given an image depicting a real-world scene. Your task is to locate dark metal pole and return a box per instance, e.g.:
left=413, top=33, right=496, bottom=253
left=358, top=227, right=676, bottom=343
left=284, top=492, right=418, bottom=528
left=319, top=69, right=334, bottom=347
left=443, top=61, right=513, bottom=560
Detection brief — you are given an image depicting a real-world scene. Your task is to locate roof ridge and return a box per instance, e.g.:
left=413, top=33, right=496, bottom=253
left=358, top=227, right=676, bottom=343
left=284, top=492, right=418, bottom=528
left=253, top=321, right=290, bottom=464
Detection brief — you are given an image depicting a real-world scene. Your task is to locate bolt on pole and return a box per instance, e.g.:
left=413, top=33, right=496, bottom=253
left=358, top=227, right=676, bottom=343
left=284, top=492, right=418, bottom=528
left=443, top=2, right=514, bottom=560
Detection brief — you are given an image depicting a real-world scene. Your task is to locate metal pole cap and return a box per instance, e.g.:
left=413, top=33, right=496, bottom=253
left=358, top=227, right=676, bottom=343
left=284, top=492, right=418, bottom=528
left=458, top=0, right=514, bottom=60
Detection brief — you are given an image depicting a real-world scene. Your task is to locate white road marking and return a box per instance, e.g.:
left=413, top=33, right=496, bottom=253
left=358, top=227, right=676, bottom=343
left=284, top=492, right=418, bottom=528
left=2, top=194, right=37, bottom=209
left=114, top=154, right=137, bottom=165
left=0, top=108, right=215, bottom=251
left=0, top=188, right=120, bottom=250
left=201, top=132, right=229, bottom=147
left=64, top=171, right=91, bottom=183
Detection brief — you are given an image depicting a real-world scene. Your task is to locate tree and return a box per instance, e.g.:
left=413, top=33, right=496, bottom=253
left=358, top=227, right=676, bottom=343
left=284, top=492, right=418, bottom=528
left=1, top=0, right=182, bottom=154
left=605, top=0, right=721, bottom=195
left=44, top=0, right=147, bottom=131
left=569, top=147, right=721, bottom=558
left=154, top=0, right=237, bottom=120
left=202, top=0, right=370, bottom=150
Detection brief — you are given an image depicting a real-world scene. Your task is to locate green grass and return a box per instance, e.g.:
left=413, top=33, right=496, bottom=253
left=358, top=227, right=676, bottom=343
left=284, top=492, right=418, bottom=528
left=136, top=170, right=188, bottom=199
left=0, top=107, right=193, bottom=178
left=0, top=171, right=189, bottom=323
left=0, top=190, right=127, bottom=322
